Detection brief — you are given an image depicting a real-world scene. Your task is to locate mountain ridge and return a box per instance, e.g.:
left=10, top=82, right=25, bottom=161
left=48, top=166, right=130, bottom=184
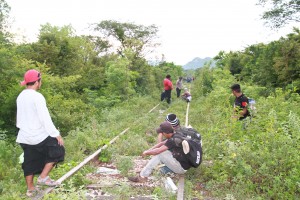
left=183, top=57, right=214, bottom=70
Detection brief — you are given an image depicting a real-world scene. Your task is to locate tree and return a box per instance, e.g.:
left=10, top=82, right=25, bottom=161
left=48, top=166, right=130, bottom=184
left=0, top=0, right=11, bottom=44
left=273, top=28, right=300, bottom=85
left=93, top=20, right=159, bottom=59
left=258, top=0, right=300, bottom=28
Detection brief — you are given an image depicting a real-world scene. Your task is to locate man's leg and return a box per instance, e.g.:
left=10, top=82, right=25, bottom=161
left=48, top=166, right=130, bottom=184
left=176, top=88, right=180, bottom=98
left=140, top=151, right=185, bottom=177
left=25, top=175, right=35, bottom=190
left=140, top=155, right=161, bottom=177
left=165, top=90, right=171, bottom=104
left=157, top=150, right=186, bottom=174
left=39, top=162, right=55, bottom=179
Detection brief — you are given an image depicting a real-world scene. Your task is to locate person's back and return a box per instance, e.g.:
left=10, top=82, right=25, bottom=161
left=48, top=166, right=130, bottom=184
left=17, top=89, right=56, bottom=144
left=164, top=78, right=173, bottom=90
left=182, top=88, right=192, bottom=102
left=163, top=75, right=173, bottom=104
left=175, top=126, right=201, bottom=145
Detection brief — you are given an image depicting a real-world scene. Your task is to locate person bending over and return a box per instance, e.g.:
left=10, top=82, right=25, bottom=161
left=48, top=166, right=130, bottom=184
left=156, top=113, right=181, bottom=143
left=128, top=122, right=192, bottom=182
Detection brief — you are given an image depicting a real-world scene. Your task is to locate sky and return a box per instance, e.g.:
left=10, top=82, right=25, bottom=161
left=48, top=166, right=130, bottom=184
left=6, top=0, right=299, bottom=65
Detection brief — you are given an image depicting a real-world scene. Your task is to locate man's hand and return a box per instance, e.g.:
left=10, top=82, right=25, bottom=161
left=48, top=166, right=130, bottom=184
left=56, top=135, right=64, bottom=146
left=141, top=150, right=148, bottom=157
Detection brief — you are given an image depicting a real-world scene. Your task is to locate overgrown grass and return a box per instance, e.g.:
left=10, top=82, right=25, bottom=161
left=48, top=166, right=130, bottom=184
left=1, top=69, right=299, bottom=199
left=188, top=68, right=300, bottom=199
left=0, top=95, right=167, bottom=199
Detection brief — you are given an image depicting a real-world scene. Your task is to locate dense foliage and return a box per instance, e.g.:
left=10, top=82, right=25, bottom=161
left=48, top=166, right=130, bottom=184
left=0, top=21, right=183, bottom=137
left=214, top=28, right=300, bottom=92
left=189, top=65, right=300, bottom=199
left=0, top=0, right=299, bottom=199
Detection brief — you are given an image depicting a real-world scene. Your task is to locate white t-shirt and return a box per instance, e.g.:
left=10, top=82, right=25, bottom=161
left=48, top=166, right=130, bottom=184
left=16, top=89, right=60, bottom=145
left=176, top=79, right=183, bottom=89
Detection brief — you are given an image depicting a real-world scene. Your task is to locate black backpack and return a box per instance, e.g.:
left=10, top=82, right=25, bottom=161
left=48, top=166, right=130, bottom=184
left=185, top=139, right=202, bottom=168
left=173, top=129, right=203, bottom=168
left=175, top=127, right=202, bottom=145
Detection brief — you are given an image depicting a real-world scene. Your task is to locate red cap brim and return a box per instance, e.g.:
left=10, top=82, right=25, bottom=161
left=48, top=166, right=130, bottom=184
left=20, top=81, right=26, bottom=86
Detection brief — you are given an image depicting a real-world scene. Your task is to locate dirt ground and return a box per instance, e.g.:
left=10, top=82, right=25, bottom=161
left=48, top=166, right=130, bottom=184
left=85, top=157, right=178, bottom=199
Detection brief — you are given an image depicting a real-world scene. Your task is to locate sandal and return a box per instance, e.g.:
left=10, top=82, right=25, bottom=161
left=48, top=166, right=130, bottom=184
left=26, top=187, right=40, bottom=197
left=37, top=176, right=60, bottom=187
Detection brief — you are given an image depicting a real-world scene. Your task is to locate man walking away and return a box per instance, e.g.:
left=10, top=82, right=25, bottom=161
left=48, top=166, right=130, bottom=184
left=176, top=77, right=183, bottom=98
left=163, top=75, right=173, bottom=104
left=16, top=69, right=65, bottom=197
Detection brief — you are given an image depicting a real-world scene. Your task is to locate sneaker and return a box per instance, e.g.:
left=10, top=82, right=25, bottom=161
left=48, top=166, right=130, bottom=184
left=182, top=140, right=190, bottom=154
left=128, top=176, right=147, bottom=183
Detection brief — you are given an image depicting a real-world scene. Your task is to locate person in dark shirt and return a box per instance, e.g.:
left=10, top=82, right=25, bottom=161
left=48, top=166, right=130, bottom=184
left=156, top=113, right=181, bottom=143
left=231, top=84, right=250, bottom=120
left=128, top=121, right=191, bottom=182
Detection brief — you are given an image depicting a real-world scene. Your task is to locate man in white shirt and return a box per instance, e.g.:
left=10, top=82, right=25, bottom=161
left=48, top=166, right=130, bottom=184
left=16, top=69, right=65, bottom=197
left=176, top=77, right=183, bottom=98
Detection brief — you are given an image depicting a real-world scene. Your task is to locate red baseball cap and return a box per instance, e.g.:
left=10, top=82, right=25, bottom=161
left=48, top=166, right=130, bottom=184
left=21, top=69, right=41, bottom=86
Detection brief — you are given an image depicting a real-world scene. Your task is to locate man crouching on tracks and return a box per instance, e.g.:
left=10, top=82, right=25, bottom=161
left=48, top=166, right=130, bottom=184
left=16, top=69, right=65, bottom=197
left=128, top=121, right=191, bottom=182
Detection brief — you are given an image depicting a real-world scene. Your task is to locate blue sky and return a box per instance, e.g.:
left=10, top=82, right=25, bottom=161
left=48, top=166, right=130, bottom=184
left=7, top=0, right=298, bottom=65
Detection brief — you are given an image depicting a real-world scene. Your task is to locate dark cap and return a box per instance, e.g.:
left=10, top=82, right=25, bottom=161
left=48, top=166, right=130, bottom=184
left=230, top=84, right=240, bottom=91
left=156, top=121, right=174, bottom=134
left=165, top=113, right=180, bottom=127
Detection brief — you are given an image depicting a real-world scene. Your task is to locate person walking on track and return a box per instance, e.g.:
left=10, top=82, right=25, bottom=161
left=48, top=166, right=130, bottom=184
left=16, top=69, right=65, bottom=197
left=176, top=76, right=183, bottom=98
left=163, top=74, right=173, bottom=104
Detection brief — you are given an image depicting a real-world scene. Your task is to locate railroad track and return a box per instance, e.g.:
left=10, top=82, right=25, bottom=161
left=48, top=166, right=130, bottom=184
left=34, top=88, right=193, bottom=200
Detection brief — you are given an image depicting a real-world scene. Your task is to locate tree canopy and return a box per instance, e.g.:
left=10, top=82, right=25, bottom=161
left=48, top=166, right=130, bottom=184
left=93, top=20, right=159, bottom=59
left=258, top=0, right=300, bottom=28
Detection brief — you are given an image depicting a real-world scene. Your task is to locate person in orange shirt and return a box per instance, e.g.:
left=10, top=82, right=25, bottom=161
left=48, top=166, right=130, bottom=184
left=163, top=74, right=173, bottom=104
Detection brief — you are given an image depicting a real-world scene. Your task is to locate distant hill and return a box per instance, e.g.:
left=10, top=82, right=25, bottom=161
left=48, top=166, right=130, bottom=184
left=183, top=57, right=215, bottom=70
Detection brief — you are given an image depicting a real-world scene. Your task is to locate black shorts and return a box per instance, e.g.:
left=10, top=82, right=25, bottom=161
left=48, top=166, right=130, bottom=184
left=20, top=136, right=65, bottom=176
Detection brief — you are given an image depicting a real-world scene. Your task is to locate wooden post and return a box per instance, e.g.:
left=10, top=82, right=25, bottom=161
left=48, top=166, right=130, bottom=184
left=177, top=175, right=185, bottom=200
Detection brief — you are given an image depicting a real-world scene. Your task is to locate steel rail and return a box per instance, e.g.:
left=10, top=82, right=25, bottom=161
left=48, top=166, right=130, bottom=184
left=32, top=103, right=161, bottom=200
left=177, top=86, right=191, bottom=200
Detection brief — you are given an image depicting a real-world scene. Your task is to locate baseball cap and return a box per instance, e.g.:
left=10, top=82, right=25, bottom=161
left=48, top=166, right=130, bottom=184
left=156, top=121, right=174, bottom=134
left=165, top=113, right=180, bottom=127
left=21, top=69, right=41, bottom=86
